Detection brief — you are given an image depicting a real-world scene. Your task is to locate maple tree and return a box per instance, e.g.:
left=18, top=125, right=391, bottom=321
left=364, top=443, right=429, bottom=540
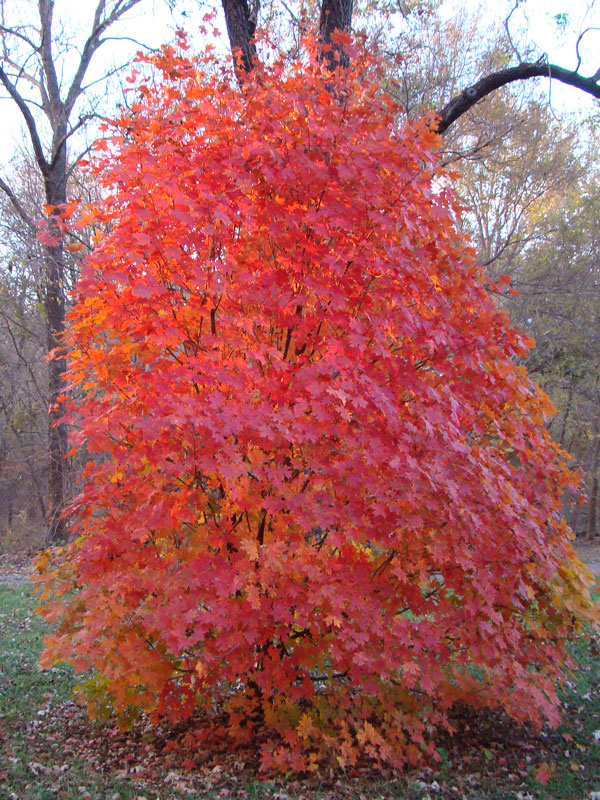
left=35, top=39, right=599, bottom=772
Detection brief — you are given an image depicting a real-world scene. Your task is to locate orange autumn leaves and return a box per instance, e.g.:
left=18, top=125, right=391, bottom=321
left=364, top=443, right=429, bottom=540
left=36, top=41, right=598, bottom=772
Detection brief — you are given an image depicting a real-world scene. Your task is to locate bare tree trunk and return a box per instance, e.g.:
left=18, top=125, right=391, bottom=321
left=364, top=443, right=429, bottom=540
left=586, top=417, right=600, bottom=541
left=0, top=0, right=144, bottom=545
left=44, top=238, right=67, bottom=543
left=221, top=0, right=258, bottom=77
left=43, top=128, right=69, bottom=543
left=318, top=0, right=354, bottom=69
left=558, top=378, right=574, bottom=448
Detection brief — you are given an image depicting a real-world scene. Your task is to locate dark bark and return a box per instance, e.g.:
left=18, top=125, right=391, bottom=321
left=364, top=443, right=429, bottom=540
left=217, top=0, right=599, bottom=118
left=220, top=0, right=355, bottom=76
left=220, top=0, right=258, bottom=77
left=318, top=0, right=354, bottom=69
left=45, top=245, right=67, bottom=543
left=437, top=62, right=600, bottom=134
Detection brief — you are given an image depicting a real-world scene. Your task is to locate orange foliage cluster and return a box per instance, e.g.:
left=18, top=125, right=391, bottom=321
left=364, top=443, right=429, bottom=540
left=36, top=40, right=598, bottom=772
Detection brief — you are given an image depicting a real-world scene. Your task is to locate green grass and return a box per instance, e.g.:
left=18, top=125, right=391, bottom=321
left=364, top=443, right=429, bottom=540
left=0, top=584, right=143, bottom=799
left=1, top=580, right=599, bottom=800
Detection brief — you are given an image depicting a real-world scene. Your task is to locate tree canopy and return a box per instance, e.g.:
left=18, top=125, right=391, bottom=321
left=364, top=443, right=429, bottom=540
left=36, top=40, right=599, bottom=772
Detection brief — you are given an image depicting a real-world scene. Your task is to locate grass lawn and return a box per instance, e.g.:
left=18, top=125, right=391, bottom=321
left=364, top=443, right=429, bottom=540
left=1, top=580, right=599, bottom=800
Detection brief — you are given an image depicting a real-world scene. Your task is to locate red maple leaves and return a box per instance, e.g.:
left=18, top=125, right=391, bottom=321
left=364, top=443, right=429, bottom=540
left=35, top=40, right=599, bottom=772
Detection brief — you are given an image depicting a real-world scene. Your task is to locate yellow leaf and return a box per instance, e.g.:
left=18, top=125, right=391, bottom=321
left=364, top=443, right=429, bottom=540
left=195, top=661, right=206, bottom=679
left=297, top=712, right=314, bottom=740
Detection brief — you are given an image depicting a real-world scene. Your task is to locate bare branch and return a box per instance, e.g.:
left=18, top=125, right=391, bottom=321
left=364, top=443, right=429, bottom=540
left=279, top=0, right=300, bottom=25
left=49, top=113, right=99, bottom=169
left=64, top=0, right=144, bottom=116
left=0, top=24, right=38, bottom=51
left=504, top=2, right=525, bottom=64
left=0, top=175, right=35, bottom=228
left=1, top=55, right=43, bottom=93
left=66, top=143, right=96, bottom=183
left=0, top=65, right=48, bottom=173
left=395, top=0, right=409, bottom=22
left=79, top=58, right=141, bottom=94
left=437, top=62, right=600, bottom=134
left=38, top=0, right=62, bottom=113
left=574, top=26, right=600, bottom=73
left=97, top=34, right=160, bottom=52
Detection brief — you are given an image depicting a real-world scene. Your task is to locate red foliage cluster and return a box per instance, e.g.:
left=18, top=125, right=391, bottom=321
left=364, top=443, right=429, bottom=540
left=36, top=41, right=598, bottom=772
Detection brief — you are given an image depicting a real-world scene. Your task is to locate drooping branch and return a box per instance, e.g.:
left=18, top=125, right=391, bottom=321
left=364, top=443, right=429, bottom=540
left=574, top=27, right=600, bottom=73
left=437, top=62, right=600, bottom=134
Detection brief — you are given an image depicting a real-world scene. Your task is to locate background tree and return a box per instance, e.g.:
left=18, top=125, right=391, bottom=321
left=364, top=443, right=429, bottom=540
left=215, top=0, right=600, bottom=118
left=505, top=178, right=600, bottom=538
left=0, top=244, right=48, bottom=545
left=0, top=154, right=105, bottom=547
left=359, top=0, right=600, bottom=540
left=0, top=0, right=149, bottom=543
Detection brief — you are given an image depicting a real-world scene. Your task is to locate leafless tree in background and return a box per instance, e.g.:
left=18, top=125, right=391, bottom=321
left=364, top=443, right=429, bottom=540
left=0, top=0, right=149, bottom=543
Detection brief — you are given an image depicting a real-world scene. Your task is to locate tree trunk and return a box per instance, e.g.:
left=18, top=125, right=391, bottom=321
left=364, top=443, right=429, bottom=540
left=558, top=378, right=574, bottom=448
left=44, top=150, right=68, bottom=544
left=220, top=0, right=355, bottom=76
left=221, top=0, right=258, bottom=77
left=44, top=239, right=67, bottom=544
left=586, top=417, right=600, bottom=541
left=318, top=0, right=354, bottom=69
left=1, top=0, right=148, bottom=545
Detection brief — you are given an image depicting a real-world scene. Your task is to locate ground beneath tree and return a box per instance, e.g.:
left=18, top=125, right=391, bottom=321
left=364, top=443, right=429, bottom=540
left=1, top=546, right=599, bottom=799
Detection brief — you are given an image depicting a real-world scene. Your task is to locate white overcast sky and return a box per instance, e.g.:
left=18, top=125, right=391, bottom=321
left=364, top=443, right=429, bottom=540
left=0, top=0, right=599, bottom=164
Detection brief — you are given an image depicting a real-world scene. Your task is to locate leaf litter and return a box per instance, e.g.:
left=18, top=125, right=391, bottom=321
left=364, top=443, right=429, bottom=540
left=1, top=549, right=600, bottom=797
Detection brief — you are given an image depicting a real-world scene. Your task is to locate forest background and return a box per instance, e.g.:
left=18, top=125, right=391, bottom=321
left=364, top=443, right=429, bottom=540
left=0, top=0, right=599, bottom=551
